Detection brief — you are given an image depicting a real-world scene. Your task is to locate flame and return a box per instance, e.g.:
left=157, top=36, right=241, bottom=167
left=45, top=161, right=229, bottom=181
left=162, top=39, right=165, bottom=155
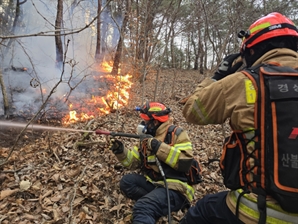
left=62, top=61, right=133, bottom=124
left=101, top=61, right=113, bottom=72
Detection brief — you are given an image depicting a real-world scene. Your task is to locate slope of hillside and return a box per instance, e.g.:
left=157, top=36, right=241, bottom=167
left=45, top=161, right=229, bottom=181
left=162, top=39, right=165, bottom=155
left=0, top=69, right=230, bottom=224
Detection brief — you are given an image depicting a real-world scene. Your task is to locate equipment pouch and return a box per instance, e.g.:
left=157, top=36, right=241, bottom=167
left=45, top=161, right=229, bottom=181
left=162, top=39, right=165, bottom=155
left=185, top=159, right=202, bottom=185
left=220, top=132, right=244, bottom=189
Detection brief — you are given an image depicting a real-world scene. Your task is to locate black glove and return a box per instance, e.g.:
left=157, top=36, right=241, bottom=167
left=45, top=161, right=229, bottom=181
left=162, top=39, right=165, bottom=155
left=109, top=139, right=124, bottom=154
left=212, top=53, right=243, bottom=81
left=143, top=138, right=161, bottom=155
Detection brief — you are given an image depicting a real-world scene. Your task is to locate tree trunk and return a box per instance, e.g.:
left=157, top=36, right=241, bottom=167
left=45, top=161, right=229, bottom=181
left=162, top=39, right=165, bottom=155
left=101, top=0, right=111, bottom=56
left=2, top=0, right=26, bottom=56
left=191, top=32, right=198, bottom=70
left=136, top=0, right=146, bottom=61
left=95, top=0, right=102, bottom=63
left=134, top=0, right=140, bottom=66
left=198, top=30, right=204, bottom=74
left=55, top=0, right=63, bottom=69
left=184, top=32, right=190, bottom=69
left=0, top=69, right=9, bottom=116
left=137, top=0, right=160, bottom=62
left=111, top=0, right=130, bottom=75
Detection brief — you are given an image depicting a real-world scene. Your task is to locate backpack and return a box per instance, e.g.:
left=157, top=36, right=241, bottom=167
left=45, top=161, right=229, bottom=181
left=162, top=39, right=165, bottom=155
left=164, top=125, right=202, bottom=185
left=220, top=63, right=298, bottom=222
left=141, top=125, right=202, bottom=185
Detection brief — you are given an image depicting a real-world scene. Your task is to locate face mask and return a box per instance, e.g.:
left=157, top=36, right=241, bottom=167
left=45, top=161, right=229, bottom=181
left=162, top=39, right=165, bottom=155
left=145, top=120, right=161, bottom=136
left=136, top=121, right=147, bottom=135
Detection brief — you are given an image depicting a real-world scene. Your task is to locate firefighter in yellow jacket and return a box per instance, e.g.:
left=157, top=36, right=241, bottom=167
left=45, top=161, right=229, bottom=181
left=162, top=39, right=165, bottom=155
left=180, top=12, right=298, bottom=224
left=109, top=101, right=198, bottom=224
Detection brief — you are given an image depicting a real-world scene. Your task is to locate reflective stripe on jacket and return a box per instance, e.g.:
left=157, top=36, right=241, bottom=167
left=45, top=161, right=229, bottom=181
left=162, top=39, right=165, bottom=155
left=182, top=48, right=298, bottom=219
left=114, top=117, right=195, bottom=202
left=145, top=176, right=195, bottom=202
left=226, top=190, right=298, bottom=224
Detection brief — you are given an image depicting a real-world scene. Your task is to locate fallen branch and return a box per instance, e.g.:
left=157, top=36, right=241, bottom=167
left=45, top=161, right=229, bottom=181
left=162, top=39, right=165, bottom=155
left=79, top=119, right=96, bottom=141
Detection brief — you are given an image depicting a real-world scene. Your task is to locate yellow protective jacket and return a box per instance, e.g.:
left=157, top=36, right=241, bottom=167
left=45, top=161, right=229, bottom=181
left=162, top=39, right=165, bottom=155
left=182, top=48, right=298, bottom=223
left=114, top=117, right=196, bottom=202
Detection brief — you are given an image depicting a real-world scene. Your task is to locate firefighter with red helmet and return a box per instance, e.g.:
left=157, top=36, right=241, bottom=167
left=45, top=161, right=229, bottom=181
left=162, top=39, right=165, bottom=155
left=109, top=101, right=197, bottom=224
left=180, top=12, right=298, bottom=224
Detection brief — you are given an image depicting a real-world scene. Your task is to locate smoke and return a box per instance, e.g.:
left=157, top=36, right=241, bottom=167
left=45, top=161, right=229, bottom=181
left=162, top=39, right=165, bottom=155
left=0, top=0, right=120, bottom=120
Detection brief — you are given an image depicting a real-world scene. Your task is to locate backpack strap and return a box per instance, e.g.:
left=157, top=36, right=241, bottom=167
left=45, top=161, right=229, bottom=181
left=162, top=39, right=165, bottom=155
left=242, top=66, right=267, bottom=224
left=250, top=188, right=267, bottom=224
left=164, top=125, right=182, bottom=145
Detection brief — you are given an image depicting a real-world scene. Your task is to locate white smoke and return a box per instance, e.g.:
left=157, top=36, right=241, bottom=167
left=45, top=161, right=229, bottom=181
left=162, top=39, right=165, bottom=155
left=0, top=0, right=116, bottom=119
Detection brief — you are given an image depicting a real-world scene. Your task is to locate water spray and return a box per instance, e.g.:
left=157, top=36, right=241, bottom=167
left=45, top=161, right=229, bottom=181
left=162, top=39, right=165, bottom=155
left=0, top=105, right=145, bottom=134
left=95, top=129, right=152, bottom=138
left=0, top=120, right=94, bottom=133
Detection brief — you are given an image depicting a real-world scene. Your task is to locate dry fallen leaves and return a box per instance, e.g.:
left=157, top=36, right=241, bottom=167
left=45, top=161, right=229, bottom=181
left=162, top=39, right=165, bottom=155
left=0, top=70, right=228, bottom=223
left=0, top=188, right=19, bottom=200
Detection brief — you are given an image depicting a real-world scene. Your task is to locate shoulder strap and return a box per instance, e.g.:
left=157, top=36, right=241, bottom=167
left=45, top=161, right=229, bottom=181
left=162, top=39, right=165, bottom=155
left=241, top=64, right=262, bottom=77
left=164, top=125, right=182, bottom=145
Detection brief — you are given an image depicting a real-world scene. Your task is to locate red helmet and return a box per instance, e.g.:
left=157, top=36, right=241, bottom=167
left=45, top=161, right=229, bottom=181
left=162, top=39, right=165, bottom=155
left=139, top=101, right=171, bottom=122
left=238, top=12, right=298, bottom=53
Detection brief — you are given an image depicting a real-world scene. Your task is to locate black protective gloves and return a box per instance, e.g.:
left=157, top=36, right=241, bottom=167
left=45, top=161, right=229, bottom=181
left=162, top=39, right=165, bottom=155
left=109, top=139, right=124, bottom=154
left=212, top=53, right=243, bottom=81
left=142, top=138, right=161, bottom=155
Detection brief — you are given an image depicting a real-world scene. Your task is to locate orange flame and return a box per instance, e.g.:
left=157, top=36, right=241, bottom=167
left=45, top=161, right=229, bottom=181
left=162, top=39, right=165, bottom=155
left=62, top=62, right=133, bottom=124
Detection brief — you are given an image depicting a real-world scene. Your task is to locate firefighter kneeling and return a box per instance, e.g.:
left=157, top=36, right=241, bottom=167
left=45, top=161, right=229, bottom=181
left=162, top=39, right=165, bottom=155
left=108, top=101, right=202, bottom=224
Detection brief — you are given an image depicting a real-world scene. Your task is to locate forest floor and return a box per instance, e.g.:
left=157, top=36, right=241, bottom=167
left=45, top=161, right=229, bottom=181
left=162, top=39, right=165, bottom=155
left=0, top=68, right=231, bottom=224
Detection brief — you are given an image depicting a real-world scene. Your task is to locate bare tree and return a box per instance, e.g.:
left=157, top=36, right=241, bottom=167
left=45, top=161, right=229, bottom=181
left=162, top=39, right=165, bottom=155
left=0, top=69, right=9, bottom=115
left=0, top=0, right=27, bottom=116
left=111, top=0, right=131, bottom=75
left=95, top=0, right=102, bottom=62
left=2, top=0, right=27, bottom=56
left=55, top=0, right=63, bottom=69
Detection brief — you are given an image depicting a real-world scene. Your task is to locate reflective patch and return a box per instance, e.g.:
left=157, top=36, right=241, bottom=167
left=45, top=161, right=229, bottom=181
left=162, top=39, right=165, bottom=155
left=245, top=80, right=256, bottom=104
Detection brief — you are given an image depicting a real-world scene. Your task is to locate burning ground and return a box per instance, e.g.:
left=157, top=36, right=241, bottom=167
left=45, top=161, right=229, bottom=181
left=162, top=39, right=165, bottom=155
left=0, top=69, right=230, bottom=224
